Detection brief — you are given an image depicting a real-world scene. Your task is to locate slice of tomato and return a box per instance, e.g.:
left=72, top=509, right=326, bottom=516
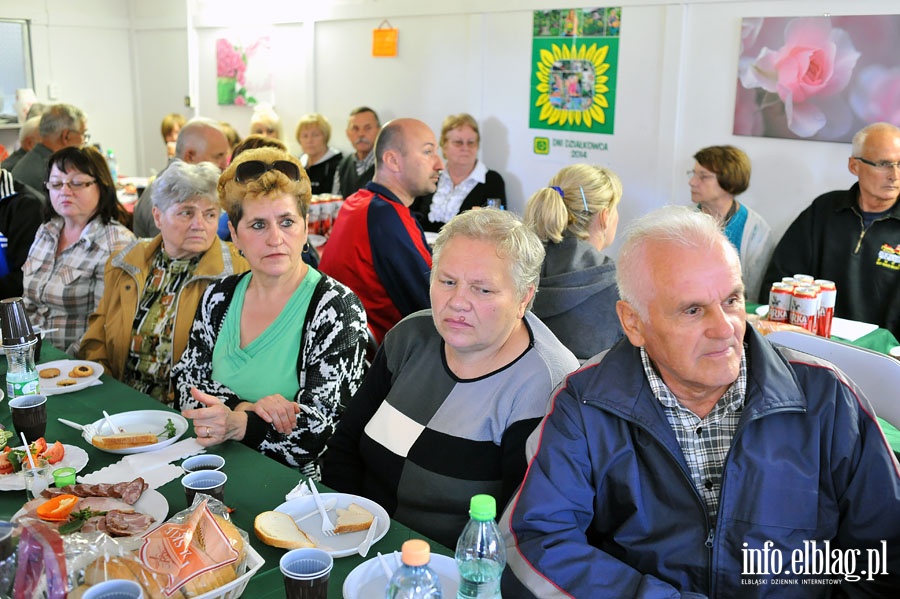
left=0, top=453, right=12, bottom=475
left=42, top=441, right=65, bottom=465
left=30, top=438, right=47, bottom=456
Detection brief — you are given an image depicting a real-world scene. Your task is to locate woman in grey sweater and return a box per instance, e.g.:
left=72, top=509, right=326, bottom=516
left=524, top=164, right=624, bottom=362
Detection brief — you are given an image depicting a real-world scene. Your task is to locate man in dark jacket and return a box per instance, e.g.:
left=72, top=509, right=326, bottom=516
left=0, top=168, right=43, bottom=299
left=334, top=107, right=380, bottom=199
left=502, top=206, right=900, bottom=598
left=760, top=122, right=900, bottom=339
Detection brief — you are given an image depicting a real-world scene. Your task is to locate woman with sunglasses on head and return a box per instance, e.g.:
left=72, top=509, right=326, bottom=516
left=78, top=160, right=249, bottom=405
left=173, top=147, right=368, bottom=479
left=22, top=146, right=135, bottom=354
left=410, top=113, right=506, bottom=233
left=524, top=164, right=624, bottom=362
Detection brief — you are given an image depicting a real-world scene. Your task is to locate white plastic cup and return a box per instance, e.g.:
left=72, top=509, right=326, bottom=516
left=181, top=454, right=225, bottom=474
left=280, top=547, right=333, bottom=599
left=83, top=579, right=144, bottom=599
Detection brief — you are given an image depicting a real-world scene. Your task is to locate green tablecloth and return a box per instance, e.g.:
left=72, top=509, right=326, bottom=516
left=1, top=346, right=451, bottom=598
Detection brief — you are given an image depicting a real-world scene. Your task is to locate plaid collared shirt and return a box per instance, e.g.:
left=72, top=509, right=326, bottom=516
left=22, top=216, right=134, bottom=353
left=353, top=151, right=375, bottom=176
left=640, top=346, right=747, bottom=522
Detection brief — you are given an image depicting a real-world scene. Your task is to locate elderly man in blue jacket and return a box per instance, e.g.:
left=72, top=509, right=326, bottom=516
left=501, top=206, right=900, bottom=598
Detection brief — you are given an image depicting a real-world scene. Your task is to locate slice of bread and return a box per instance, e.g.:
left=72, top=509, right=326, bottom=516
left=334, top=503, right=374, bottom=534
left=254, top=511, right=316, bottom=549
left=92, top=432, right=158, bottom=450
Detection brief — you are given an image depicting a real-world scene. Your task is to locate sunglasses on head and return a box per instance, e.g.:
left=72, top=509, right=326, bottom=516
left=234, top=160, right=301, bottom=183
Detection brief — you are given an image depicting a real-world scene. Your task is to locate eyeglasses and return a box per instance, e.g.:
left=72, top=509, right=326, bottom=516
left=46, top=179, right=96, bottom=191
left=234, top=160, right=301, bottom=183
left=854, top=157, right=900, bottom=171
left=687, top=169, right=717, bottom=182
left=449, top=139, right=478, bottom=149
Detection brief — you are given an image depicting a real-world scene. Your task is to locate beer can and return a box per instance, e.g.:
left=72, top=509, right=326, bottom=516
left=814, top=279, right=837, bottom=338
left=781, top=277, right=798, bottom=288
left=789, top=285, right=819, bottom=333
left=793, top=274, right=815, bottom=285
left=767, top=283, right=794, bottom=323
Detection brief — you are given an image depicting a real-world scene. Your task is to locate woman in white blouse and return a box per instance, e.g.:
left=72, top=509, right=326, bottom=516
left=410, top=113, right=506, bottom=233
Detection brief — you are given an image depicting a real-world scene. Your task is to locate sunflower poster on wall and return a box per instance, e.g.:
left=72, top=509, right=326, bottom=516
left=530, top=8, right=620, bottom=135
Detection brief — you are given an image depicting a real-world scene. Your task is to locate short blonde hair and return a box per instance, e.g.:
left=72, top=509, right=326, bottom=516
left=160, top=113, right=186, bottom=142
left=218, top=147, right=311, bottom=228
left=432, top=209, right=544, bottom=310
left=250, top=105, right=283, bottom=139
left=524, top=164, right=623, bottom=243
left=295, top=113, right=332, bottom=145
left=439, top=113, right=480, bottom=149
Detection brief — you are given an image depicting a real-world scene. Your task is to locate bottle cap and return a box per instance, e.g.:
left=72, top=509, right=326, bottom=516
left=400, top=539, right=431, bottom=567
left=469, top=494, right=497, bottom=521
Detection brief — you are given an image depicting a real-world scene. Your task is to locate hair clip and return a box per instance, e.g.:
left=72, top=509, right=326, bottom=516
left=580, top=186, right=590, bottom=214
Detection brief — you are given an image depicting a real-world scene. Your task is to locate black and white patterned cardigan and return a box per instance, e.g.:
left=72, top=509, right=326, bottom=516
left=173, top=271, right=367, bottom=479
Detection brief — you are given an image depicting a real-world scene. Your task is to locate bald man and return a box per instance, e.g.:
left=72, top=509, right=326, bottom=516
left=133, top=117, right=230, bottom=237
left=320, top=118, right=443, bottom=342
left=1, top=116, right=43, bottom=172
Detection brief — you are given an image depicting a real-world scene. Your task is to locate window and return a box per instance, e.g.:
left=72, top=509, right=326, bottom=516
left=0, top=19, right=35, bottom=123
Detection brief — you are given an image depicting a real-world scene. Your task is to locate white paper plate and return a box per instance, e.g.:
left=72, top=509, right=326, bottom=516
left=0, top=444, right=89, bottom=491
left=343, top=553, right=459, bottom=598
left=37, top=360, right=105, bottom=395
left=12, top=488, right=168, bottom=536
left=273, top=493, right=390, bottom=558
left=88, top=410, right=188, bottom=455
left=134, top=489, right=168, bottom=527
left=755, top=305, right=769, bottom=317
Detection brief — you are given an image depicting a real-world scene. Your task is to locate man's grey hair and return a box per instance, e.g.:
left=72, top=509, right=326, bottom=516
left=431, top=208, right=545, bottom=310
left=851, top=122, right=900, bottom=157
left=38, top=103, right=86, bottom=137
left=19, top=116, right=41, bottom=144
left=151, top=159, right=221, bottom=212
left=616, top=206, right=738, bottom=318
left=174, top=117, right=224, bottom=159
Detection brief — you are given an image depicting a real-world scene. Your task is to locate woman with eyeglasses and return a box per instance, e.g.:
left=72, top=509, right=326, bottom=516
left=173, top=147, right=367, bottom=479
left=689, top=145, right=772, bottom=302
left=22, top=146, right=135, bottom=353
left=295, top=113, right=342, bottom=195
left=410, top=113, right=506, bottom=233
left=78, top=160, right=249, bottom=405
left=524, top=164, right=624, bottom=362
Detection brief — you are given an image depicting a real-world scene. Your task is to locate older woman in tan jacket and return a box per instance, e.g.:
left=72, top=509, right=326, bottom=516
left=78, top=160, right=248, bottom=405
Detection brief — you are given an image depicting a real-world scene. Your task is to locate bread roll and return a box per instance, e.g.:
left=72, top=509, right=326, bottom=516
left=254, top=511, right=316, bottom=549
left=334, top=503, right=374, bottom=534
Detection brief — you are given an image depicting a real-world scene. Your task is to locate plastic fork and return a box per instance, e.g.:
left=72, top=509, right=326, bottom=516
left=307, top=479, right=336, bottom=536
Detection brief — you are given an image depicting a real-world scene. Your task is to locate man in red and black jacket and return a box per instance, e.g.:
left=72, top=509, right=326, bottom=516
left=320, top=118, right=443, bottom=343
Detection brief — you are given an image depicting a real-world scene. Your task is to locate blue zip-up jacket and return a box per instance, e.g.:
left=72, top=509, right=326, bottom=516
left=501, top=327, right=900, bottom=598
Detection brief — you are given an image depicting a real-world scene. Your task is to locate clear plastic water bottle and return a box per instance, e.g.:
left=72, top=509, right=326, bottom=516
left=106, top=148, right=118, bottom=184
left=5, top=339, right=39, bottom=398
left=386, top=539, right=443, bottom=599
left=455, top=494, right=506, bottom=599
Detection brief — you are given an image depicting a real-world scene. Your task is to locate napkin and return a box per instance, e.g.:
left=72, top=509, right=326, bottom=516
left=78, top=438, right=206, bottom=489
left=285, top=479, right=312, bottom=501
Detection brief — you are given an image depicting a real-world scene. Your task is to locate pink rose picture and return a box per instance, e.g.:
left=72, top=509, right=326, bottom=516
left=734, top=15, right=900, bottom=142
left=216, top=36, right=274, bottom=106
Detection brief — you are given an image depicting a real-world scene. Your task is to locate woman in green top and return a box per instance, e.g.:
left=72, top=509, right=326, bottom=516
left=174, top=147, right=368, bottom=478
